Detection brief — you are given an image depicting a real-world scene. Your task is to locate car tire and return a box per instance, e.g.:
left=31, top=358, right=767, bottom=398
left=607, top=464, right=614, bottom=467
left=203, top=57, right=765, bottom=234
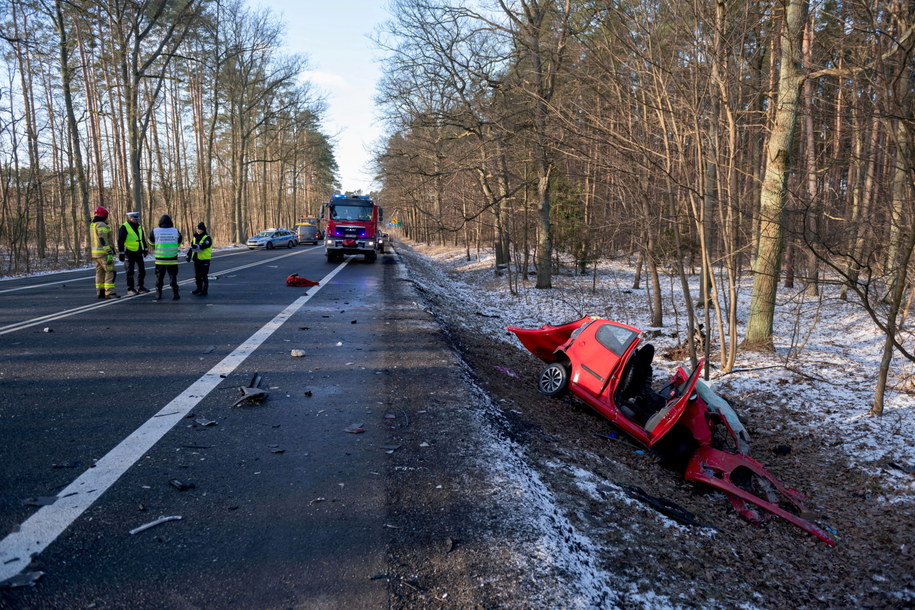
left=287, top=240, right=293, bottom=248
left=538, top=362, right=570, bottom=397
left=266, top=241, right=274, bottom=250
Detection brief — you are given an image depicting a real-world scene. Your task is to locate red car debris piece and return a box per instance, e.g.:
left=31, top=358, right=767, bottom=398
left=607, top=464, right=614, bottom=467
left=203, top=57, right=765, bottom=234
left=286, top=274, right=319, bottom=287
left=507, top=316, right=836, bottom=546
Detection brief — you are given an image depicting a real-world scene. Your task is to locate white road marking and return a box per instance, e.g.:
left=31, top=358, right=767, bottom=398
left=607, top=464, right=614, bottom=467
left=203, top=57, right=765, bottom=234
left=0, top=259, right=349, bottom=583
left=0, top=248, right=260, bottom=295
left=0, top=249, right=314, bottom=336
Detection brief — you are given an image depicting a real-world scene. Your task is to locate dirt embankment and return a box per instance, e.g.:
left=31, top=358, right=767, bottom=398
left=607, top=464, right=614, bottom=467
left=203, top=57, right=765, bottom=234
left=385, top=243, right=915, bottom=609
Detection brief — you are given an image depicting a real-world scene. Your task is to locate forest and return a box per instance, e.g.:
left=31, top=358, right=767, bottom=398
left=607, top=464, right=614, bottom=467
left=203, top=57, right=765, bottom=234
left=373, top=0, right=914, bottom=413
left=0, top=0, right=337, bottom=275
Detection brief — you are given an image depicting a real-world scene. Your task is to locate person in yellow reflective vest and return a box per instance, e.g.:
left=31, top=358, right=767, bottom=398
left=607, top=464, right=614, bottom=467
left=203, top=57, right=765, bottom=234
left=117, top=211, right=150, bottom=295
left=149, top=214, right=182, bottom=301
left=89, top=206, right=119, bottom=299
left=186, top=221, right=213, bottom=296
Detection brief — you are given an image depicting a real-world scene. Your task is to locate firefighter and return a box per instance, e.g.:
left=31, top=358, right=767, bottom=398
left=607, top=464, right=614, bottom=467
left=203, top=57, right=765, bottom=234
left=149, top=214, right=182, bottom=301
left=117, top=211, right=150, bottom=295
left=186, top=222, right=212, bottom=296
left=89, top=206, right=119, bottom=299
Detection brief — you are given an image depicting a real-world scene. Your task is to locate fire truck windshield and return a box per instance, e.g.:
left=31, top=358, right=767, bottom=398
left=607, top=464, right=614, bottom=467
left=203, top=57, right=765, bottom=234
left=329, top=205, right=372, bottom=221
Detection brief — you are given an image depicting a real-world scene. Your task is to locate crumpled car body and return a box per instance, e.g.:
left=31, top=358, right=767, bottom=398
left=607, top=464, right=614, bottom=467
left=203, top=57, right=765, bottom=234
left=508, top=316, right=835, bottom=546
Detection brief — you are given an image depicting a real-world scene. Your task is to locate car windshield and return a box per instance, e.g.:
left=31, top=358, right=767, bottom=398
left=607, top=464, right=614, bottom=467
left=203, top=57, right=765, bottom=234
left=329, top=204, right=372, bottom=221
left=254, top=231, right=273, bottom=238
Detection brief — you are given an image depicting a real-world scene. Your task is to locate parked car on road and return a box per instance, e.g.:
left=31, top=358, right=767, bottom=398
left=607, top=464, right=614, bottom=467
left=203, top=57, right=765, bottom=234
left=296, top=224, right=322, bottom=245
left=246, top=228, right=298, bottom=249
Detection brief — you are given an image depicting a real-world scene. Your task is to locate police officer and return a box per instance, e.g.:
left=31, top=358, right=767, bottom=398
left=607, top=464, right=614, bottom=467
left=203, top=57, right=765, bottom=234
left=149, top=214, right=182, bottom=301
left=117, top=211, right=150, bottom=295
left=89, top=206, right=119, bottom=299
left=187, top=222, right=213, bottom=296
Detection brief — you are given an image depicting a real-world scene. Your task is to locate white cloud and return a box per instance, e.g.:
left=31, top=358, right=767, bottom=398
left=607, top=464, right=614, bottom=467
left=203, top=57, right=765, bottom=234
left=302, top=70, right=351, bottom=95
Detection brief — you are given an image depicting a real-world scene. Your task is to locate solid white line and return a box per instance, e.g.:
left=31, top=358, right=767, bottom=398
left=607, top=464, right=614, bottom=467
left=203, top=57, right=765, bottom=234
left=0, top=247, right=279, bottom=294
left=0, top=259, right=349, bottom=583
left=0, top=248, right=314, bottom=336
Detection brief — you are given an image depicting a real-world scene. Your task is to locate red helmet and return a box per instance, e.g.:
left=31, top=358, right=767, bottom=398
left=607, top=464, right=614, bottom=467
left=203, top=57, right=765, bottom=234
left=94, top=206, right=109, bottom=219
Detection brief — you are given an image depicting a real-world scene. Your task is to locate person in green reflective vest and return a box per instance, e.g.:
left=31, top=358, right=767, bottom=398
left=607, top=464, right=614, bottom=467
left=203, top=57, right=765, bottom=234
left=149, top=214, right=182, bottom=301
left=117, top=211, right=150, bottom=295
left=89, top=206, right=119, bottom=300
left=187, top=222, right=213, bottom=296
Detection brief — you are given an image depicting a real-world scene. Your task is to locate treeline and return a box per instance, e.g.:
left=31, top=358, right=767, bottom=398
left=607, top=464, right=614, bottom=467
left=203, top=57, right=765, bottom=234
left=0, top=0, right=337, bottom=275
left=375, top=0, right=913, bottom=412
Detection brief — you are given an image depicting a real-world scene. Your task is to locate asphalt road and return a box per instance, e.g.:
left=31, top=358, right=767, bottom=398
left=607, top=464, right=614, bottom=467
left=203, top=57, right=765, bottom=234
left=0, top=244, right=415, bottom=608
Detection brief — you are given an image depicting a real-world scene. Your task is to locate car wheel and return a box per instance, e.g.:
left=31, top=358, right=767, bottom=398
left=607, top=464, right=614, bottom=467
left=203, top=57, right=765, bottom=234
left=538, top=362, right=570, bottom=397
left=266, top=241, right=274, bottom=250
left=287, top=240, right=293, bottom=248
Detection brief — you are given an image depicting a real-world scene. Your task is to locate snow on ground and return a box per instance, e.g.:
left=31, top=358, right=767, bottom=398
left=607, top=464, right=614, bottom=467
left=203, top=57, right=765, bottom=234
left=401, top=240, right=915, bottom=501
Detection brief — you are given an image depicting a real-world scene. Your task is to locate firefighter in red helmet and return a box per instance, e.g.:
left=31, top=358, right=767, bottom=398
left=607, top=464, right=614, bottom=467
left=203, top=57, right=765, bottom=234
left=89, top=206, right=119, bottom=299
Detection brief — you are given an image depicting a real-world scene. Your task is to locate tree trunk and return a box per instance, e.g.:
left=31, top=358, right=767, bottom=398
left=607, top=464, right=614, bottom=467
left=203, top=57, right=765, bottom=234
left=745, top=0, right=809, bottom=350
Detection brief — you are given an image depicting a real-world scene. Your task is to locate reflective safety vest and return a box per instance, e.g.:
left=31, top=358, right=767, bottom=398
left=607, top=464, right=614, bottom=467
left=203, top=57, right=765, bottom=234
left=195, top=234, right=212, bottom=260
left=90, top=221, right=113, bottom=258
left=122, top=222, right=144, bottom=252
left=153, top=227, right=180, bottom=264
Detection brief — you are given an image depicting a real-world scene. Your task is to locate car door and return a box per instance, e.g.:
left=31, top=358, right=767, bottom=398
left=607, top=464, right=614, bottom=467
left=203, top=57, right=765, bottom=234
left=565, top=321, right=638, bottom=397
left=645, top=359, right=705, bottom=446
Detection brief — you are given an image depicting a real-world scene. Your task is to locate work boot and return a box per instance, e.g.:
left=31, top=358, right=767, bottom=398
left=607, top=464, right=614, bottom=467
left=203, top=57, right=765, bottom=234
left=173, top=290, right=180, bottom=300
left=191, top=289, right=200, bottom=295
left=105, top=293, right=120, bottom=299
left=138, top=287, right=150, bottom=294
left=127, top=289, right=138, bottom=296
left=97, top=290, right=105, bottom=300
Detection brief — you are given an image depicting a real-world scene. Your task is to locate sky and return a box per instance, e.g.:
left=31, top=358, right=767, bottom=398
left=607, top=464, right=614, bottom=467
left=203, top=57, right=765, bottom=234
left=253, top=0, right=391, bottom=194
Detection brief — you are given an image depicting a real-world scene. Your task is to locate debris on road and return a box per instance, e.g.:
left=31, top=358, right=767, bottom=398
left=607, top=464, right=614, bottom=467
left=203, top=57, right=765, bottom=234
left=291, top=349, right=306, bottom=357
left=203, top=345, right=215, bottom=354
left=21, top=496, right=57, bottom=507
left=344, top=423, right=366, bottom=434
left=169, top=479, right=195, bottom=491
left=195, top=418, right=217, bottom=427
left=286, top=273, right=319, bottom=287
left=381, top=444, right=401, bottom=453
left=129, top=515, right=182, bottom=535
left=0, top=571, right=44, bottom=589
left=42, top=327, right=52, bottom=333
left=233, top=373, right=268, bottom=407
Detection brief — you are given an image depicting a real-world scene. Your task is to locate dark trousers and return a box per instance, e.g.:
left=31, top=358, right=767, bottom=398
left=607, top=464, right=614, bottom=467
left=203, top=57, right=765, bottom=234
left=154, top=264, right=179, bottom=295
left=124, top=250, right=146, bottom=290
left=193, top=260, right=210, bottom=295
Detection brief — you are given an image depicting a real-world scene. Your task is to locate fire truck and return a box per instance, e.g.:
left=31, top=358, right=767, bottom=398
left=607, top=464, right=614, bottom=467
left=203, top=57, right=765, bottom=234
left=321, top=194, right=384, bottom=263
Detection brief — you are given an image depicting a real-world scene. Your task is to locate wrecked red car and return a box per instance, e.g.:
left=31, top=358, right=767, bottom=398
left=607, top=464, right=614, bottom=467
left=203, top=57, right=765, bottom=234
left=508, top=316, right=835, bottom=546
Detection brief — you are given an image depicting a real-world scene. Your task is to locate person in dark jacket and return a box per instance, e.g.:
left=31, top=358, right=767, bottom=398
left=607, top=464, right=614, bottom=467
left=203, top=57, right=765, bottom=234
left=117, top=211, right=150, bottom=295
left=186, top=222, right=213, bottom=296
left=149, top=214, right=182, bottom=301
